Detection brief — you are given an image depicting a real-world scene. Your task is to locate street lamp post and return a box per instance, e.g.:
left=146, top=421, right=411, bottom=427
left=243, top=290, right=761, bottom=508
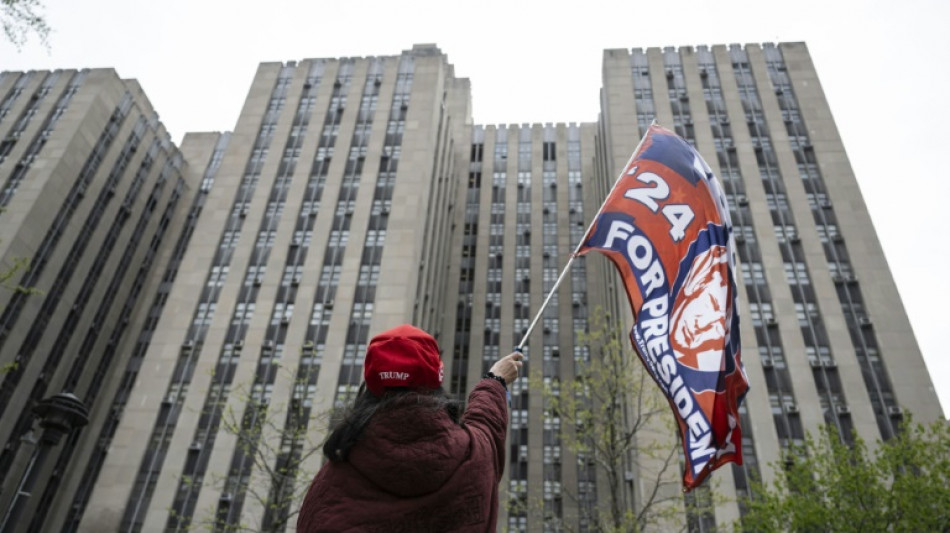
left=0, top=393, right=89, bottom=533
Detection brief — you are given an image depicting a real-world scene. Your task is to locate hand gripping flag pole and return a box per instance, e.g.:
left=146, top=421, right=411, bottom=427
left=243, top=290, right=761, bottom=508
left=518, top=120, right=749, bottom=491
left=515, top=122, right=656, bottom=351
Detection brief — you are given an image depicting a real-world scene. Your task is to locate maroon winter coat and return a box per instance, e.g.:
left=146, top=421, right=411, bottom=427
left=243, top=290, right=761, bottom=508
left=297, top=379, right=508, bottom=532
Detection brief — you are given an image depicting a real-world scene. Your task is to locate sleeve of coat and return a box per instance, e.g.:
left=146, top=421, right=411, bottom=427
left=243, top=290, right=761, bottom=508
left=461, top=379, right=509, bottom=480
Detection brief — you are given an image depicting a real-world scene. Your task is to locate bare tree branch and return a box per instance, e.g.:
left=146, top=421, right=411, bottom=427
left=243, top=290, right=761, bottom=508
left=1, top=0, right=50, bottom=50
left=532, top=308, right=717, bottom=532
left=190, top=372, right=324, bottom=532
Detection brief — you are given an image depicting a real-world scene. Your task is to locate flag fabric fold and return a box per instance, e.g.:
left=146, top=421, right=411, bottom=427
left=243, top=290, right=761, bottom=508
left=577, top=124, right=749, bottom=490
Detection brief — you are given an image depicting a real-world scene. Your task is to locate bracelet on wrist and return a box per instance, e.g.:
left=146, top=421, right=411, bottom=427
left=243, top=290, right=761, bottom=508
left=483, top=371, right=507, bottom=390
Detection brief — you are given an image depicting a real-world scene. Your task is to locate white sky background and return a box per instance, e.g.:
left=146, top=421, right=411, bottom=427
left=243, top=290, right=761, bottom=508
left=2, top=0, right=948, bottom=416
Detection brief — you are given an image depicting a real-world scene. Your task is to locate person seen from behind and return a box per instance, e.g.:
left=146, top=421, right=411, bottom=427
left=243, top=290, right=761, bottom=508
left=297, top=324, right=523, bottom=532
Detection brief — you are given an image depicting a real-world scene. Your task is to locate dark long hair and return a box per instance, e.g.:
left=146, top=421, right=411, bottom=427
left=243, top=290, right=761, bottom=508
left=322, top=384, right=463, bottom=462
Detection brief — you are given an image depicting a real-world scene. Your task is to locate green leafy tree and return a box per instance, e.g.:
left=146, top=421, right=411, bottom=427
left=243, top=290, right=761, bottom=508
left=737, top=417, right=950, bottom=532
left=535, top=309, right=717, bottom=532
left=1, top=0, right=49, bottom=49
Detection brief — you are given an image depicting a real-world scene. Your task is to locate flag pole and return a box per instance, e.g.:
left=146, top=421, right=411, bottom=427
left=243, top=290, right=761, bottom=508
left=515, top=121, right=656, bottom=350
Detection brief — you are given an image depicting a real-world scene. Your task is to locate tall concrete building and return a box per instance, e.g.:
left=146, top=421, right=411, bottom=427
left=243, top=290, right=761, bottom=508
left=0, top=69, right=193, bottom=530
left=597, top=43, right=944, bottom=529
left=0, top=42, right=942, bottom=533
left=77, top=45, right=474, bottom=533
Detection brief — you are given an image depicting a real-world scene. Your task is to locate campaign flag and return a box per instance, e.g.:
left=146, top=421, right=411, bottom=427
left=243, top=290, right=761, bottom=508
left=576, top=124, right=749, bottom=490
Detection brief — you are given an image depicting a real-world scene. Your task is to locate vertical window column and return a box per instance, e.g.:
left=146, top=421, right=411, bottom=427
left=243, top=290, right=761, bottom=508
left=696, top=46, right=772, bottom=514
left=730, top=45, right=852, bottom=445
left=540, top=126, right=563, bottom=527
left=506, top=127, right=532, bottom=533
left=763, top=44, right=898, bottom=439
left=450, top=128, right=483, bottom=396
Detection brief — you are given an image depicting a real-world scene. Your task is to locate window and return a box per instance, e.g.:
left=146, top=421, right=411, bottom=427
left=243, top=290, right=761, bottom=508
left=271, top=303, right=294, bottom=325
left=784, top=262, right=810, bottom=285
left=795, top=302, right=820, bottom=326
left=748, top=302, right=774, bottom=326
left=328, top=230, right=349, bottom=247
left=774, top=225, right=798, bottom=243
left=816, top=225, right=839, bottom=243
left=233, top=303, right=255, bottom=325
left=741, top=262, right=765, bottom=285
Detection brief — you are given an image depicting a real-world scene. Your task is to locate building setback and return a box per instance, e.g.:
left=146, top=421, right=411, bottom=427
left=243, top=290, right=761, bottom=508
left=0, top=42, right=942, bottom=533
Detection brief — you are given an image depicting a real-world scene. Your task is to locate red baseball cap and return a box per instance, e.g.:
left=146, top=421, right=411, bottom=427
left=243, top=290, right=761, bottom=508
left=363, top=324, right=444, bottom=396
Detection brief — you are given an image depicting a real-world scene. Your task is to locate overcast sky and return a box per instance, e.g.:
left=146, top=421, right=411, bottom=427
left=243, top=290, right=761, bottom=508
left=3, top=0, right=948, bottom=416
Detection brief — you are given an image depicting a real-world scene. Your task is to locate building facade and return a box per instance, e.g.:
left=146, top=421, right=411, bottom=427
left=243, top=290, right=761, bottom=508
left=0, top=69, right=192, bottom=531
left=78, top=45, right=474, bottom=532
left=0, top=42, right=942, bottom=532
left=597, top=43, right=944, bottom=529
